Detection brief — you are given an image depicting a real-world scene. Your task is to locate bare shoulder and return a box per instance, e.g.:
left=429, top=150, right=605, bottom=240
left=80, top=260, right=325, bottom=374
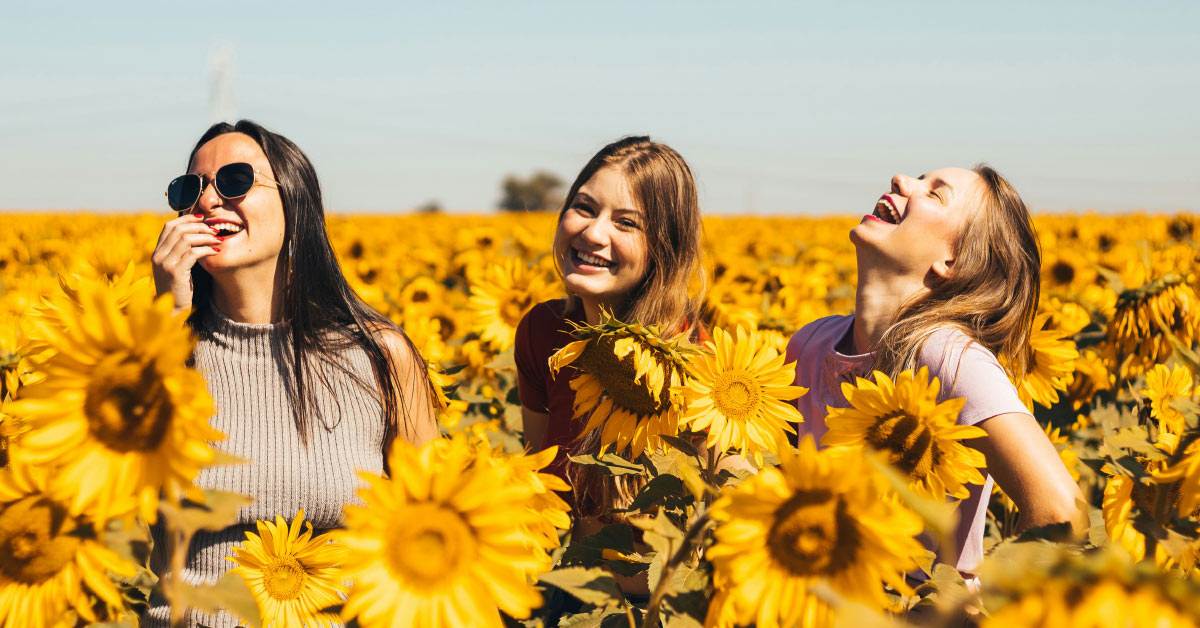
left=374, top=326, right=423, bottom=372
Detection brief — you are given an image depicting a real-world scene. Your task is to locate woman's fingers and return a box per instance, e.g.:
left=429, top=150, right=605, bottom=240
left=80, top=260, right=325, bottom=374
left=152, top=214, right=221, bottom=312
left=155, top=213, right=208, bottom=248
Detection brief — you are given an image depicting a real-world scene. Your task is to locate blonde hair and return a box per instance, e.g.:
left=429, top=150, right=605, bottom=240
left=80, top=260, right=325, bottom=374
left=872, top=165, right=1041, bottom=381
left=556, top=136, right=706, bottom=337
left=556, top=136, right=706, bottom=517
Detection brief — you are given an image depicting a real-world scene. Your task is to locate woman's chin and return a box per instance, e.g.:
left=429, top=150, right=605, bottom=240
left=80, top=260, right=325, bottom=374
left=562, top=276, right=623, bottom=305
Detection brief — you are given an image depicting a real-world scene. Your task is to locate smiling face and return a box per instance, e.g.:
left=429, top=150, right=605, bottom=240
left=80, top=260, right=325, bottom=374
left=850, top=167, right=983, bottom=280
left=553, top=166, right=650, bottom=312
left=188, top=133, right=286, bottom=276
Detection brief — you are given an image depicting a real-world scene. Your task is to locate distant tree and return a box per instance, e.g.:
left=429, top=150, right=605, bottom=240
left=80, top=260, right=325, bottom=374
left=498, top=170, right=565, bottom=212
left=416, top=199, right=443, bottom=213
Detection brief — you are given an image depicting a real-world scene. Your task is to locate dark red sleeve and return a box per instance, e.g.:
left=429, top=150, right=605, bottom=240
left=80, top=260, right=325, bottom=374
left=515, top=301, right=568, bottom=413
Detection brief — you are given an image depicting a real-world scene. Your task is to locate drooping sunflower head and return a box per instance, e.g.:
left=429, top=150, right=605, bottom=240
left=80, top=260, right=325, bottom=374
left=824, top=367, right=987, bottom=501
left=707, top=437, right=923, bottom=627
left=0, top=462, right=136, bottom=627
left=677, top=325, right=806, bottom=467
left=1107, top=274, right=1200, bottom=376
left=548, top=309, right=697, bottom=458
left=336, top=434, right=567, bottom=628
left=7, top=281, right=221, bottom=523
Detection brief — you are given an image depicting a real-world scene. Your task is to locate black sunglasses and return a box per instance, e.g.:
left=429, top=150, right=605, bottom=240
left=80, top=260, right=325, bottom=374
left=165, top=162, right=280, bottom=212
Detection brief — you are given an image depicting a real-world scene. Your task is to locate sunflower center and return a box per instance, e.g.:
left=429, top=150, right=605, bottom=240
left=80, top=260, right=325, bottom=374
left=865, top=411, right=938, bottom=481
left=501, top=292, right=533, bottom=328
left=712, top=370, right=761, bottom=421
left=83, top=353, right=174, bottom=453
left=0, top=495, right=81, bottom=585
left=1050, top=260, right=1075, bottom=286
left=579, top=335, right=672, bottom=417
left=387, top=506, right=476, bottom=585
left=1130, top=466, right=1200, bottom=519
left=263, top=555, right=306, bottom=601
left=768, top=489, right=860, bottom=576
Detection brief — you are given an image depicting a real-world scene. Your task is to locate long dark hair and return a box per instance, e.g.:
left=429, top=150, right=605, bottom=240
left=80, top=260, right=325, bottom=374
left=184, top=120, right=427, bottom=446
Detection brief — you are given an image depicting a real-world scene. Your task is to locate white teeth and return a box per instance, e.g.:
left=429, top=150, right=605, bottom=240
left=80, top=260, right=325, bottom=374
left=874, top=200, right=901, bottom=224
left=211, top=223, right=244, bottom=233
left=576, top=250, right=612, bottom=267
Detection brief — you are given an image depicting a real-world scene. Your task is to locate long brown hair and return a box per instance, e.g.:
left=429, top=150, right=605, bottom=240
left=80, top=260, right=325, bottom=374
left=872, top=165, right=1041, bottom=382
left=556, top=136, right=706, bottom=517
left=556, top=136, right=706, bottom=337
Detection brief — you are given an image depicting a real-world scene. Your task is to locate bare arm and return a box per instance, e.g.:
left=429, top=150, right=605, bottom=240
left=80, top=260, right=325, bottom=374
left=522, top=406, right=549, bottom=451
left=380, top=330, right=439, bottom=448
left=969, top=412, right=1086, bottom=535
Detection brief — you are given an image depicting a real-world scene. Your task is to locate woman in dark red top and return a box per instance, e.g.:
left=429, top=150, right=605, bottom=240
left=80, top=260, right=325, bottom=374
left=515, top=136, right=706, bottom=518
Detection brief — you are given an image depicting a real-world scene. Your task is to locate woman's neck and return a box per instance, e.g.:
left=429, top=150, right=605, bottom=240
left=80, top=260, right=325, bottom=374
left=851, top=265, right=928, bottom=355
left=580, top=297, right=602, bottom=325
left=211, top=262, right=287, bottom=324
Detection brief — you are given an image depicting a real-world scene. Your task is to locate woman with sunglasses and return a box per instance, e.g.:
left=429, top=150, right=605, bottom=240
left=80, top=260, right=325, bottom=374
left=145, top=120, right=438, bottom=627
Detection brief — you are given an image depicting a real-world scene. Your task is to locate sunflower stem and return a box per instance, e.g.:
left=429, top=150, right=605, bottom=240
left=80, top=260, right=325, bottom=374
left=640, top=509, right=713, bottom=627
left=703, top=447, right=718, bottom=508
left=623, top=600, right=638, bottom=628
left=166, top=525, right=195, bottom=628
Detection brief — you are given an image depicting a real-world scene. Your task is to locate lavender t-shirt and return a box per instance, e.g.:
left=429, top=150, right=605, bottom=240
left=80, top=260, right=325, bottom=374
left=785, top=314, right=1028, bottom=577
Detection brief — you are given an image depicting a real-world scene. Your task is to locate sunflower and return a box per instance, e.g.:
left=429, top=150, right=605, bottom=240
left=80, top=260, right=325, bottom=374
left=548, top=309, right=697, bottom=459
left=0, top=462, right=137, bottom=628
left=823, top=367, right=987, bottom=501
left=335, top=434, right=568, bottom=628
left=1107, top=274, right=1200, bottom=376
left=677, top=325, right=806, bottom=466
left=36, top=262, right=155, bottom=332
left=1067, top=349, right=1116, bottom=411
left=472, top=441, right=572, bottom=548
left=1044, top=297, right=1093, bottom=336
left=705, top=437, right=924, bottom=628
left=6, top=280, right=221, bottom=523
left=228, top=509, right=345, bottom=628
left=467, top=258, right=559, bottom=351
left=1014, top=312, right=1079, bottom=411
left=1142, top=363, right=1194, bottom=437
left=1152, top=437, right=1200, bottom=521
left=1102, top=469, right=1199, bottom=571
left=980, top=546, right=1200, bottom=628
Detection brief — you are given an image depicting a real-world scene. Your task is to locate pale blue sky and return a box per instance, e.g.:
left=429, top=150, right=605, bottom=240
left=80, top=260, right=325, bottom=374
left=2, top=1, right=1197, bottom=214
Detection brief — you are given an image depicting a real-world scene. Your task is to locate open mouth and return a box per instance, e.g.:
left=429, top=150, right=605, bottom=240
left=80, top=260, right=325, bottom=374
left=208, top=221, right=245, bottom=241
left=872, top=196, right=901, bottom=224
left=571, top=248, right=614, bottom=270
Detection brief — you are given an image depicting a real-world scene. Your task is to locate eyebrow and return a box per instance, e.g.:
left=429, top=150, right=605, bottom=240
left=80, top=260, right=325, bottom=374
left=919, top=174, right=954, bottom=194
left=574, top=190, right=642, bottom=215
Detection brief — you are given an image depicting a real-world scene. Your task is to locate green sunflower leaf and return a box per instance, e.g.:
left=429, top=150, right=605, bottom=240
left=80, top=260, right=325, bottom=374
left=539, top=567, right=626, bottom=607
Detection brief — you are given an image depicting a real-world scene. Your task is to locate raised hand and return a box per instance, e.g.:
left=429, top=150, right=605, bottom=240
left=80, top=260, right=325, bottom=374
left=151, top=213, right=221, bottom=314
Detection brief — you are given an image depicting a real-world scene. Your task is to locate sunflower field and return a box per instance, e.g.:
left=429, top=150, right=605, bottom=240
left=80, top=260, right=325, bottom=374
left=1, top=211, right=1199, bottom=627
